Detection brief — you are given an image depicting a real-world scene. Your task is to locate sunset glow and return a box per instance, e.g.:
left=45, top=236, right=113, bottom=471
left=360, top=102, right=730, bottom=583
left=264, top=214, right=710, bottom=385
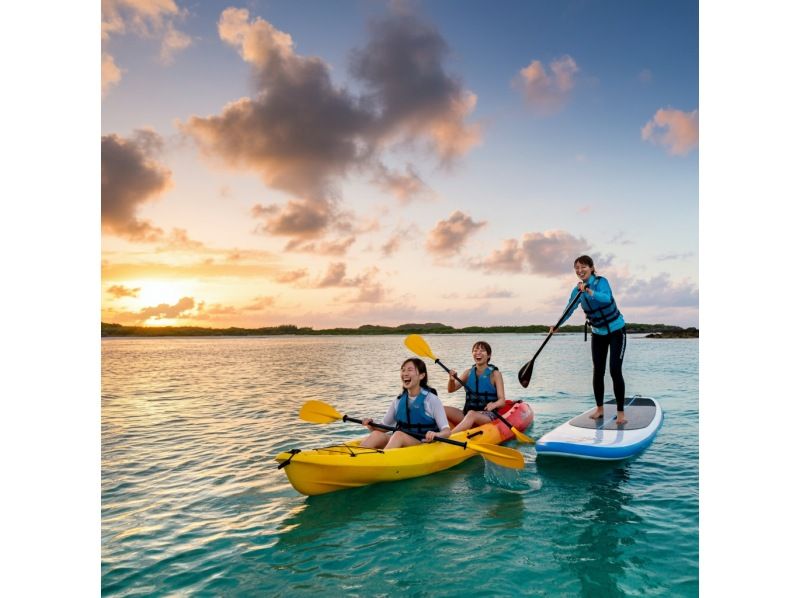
left=101, top=1, right=699, bottom=329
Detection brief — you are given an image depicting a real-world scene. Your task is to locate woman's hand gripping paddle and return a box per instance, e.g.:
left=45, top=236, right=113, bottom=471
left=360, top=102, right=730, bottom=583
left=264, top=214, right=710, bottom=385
left=517, top=290, right=583, bottom=388
left=298, top=400, right=525, bottom=470
left=403, top=335, right=533, bottom=444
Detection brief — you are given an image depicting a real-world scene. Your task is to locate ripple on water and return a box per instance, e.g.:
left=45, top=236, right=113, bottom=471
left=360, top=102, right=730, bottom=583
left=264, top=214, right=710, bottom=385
left=102, top=335, right=698, bottom=596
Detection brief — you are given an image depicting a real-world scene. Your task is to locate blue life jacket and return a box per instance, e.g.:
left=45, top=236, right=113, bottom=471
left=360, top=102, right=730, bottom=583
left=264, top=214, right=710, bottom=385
left=396, top=388, right=439, bottom=433
left=462, top=364, right=498, bottom=414
left=582, top=276, right=623, bottom=334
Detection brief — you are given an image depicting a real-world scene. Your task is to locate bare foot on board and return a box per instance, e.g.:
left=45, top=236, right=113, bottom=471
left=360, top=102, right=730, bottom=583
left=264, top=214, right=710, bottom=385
left=589, top=408, right=604, bottom=420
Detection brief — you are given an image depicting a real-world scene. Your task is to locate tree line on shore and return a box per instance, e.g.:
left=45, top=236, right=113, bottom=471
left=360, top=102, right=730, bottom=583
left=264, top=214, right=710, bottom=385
left=101, top=321, right=698, bottom=338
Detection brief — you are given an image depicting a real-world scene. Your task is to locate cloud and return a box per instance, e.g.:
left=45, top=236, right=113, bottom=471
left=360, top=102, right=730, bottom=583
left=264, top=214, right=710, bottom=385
left=515, top=55, right=579, bottom=115
left=614, top=272, right=699, bottom=308
left=155, top=228, right=205, bottom=251
left=273, top=269, right=308, bottom=283
left=655, top=251, right=694, bottom=262
left=195, top=301, right=238, bottom=317
left=184, top=8, right=370, bottom=202
left=181, top=8, right=479, bottom=248
left=380, top=224, right=417, bottom=257
left=101, top=129, right=173, bottom=241
left=243, top=296, right=275, bottom=311
left=159, top=22, right=192, bottom=64
left=102, top=52, right=122, bottom=96
left=468, top=287, right=515, bottom=299
left=477, top=230, right=591, bottom=276
left=311, top=263, right=387, bottom=303
left=106, top=284, right=140, bottom=298
left=315, top=262, right=349, bottom=287
left=608, top=231, right=633, bottom=245
left=372, top=163, right=432, bottom=203
left=101, top=0, right=191, bottom=93
left=350, top=11, right=481, bottom=162
left=123, top=296, right=196, bottom=322
left=641, top=108, right=699, bottom=155
left=426, top=211, right=486, bottom=257
left=285, top=235, right=356, bottom=256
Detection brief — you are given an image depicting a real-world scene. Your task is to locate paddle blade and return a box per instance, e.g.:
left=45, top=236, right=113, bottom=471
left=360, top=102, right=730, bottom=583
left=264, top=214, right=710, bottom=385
left=466, top=441, right=526, bottom=470
left=517, top=359, right=534, bottom=388
left=299, top=400, right=343, bottom=424
left=404, top=334, right=437, bottom=361
left=510, top=427, right=534, bottom=444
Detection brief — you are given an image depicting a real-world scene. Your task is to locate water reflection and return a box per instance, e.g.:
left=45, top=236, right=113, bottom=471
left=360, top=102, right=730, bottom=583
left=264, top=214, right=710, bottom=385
left=540, top=460, right=642, bottom=597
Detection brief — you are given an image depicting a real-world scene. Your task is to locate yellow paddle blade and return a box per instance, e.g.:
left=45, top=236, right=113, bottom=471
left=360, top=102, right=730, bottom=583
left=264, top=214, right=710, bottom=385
left=464, top=441, right=526, bottom=470
left=299, top=400, right=343, bottom=424
left=510, top=427, right=535, bottom=444
left=404, top=334, right=437, bottom=360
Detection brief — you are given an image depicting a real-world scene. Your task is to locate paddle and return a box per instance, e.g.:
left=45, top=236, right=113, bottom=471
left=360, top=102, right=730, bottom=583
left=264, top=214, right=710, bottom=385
left=403, top=334, right=533, bottom=443
left=518, top=290, right=584, bottom=388
left=299, top=400, right=525, bottom=470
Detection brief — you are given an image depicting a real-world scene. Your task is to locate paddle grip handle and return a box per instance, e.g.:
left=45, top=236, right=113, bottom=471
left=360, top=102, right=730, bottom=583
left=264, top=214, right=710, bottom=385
left=436, top=359, right=468, bottom=391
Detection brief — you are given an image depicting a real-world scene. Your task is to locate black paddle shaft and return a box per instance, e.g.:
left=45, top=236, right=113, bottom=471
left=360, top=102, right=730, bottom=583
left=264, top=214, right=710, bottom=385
left=518, top=290, right=584, bottom=387
left=344, top=414, right=471, bottom=450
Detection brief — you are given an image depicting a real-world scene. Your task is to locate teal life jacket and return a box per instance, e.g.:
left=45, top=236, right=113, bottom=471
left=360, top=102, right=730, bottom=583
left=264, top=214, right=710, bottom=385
left=582, top=276, right=623, bottom=334
left=462, top=364, right=498, bottom=414
left=396, top=388, right=439, bottom=433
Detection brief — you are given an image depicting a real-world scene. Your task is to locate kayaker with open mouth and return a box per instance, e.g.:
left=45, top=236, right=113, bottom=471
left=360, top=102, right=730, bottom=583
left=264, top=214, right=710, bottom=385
left=360, top=358, right=451, bottom=449
left=550, top=255, right=628, bottom=425
left=444, top=341, right=508, bottom=434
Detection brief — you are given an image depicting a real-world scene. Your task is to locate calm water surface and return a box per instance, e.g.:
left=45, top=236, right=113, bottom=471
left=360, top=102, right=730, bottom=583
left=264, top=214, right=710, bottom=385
left=102, top=334, right=698, bottom=596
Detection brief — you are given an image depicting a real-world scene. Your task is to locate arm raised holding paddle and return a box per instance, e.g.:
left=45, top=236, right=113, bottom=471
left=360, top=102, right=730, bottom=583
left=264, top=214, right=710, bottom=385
left=405, top=335, right=533, bottom=443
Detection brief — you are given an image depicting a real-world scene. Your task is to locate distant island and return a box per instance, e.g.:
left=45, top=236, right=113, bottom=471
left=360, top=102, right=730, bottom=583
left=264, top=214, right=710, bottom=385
left=645, top=327, right=699, bottom=339
left=101, top=321, right=699, bottom=338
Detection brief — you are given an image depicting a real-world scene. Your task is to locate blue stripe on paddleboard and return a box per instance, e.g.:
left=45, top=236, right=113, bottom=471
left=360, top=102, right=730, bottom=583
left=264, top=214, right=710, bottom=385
left=536, top=412, right=664, bottom=460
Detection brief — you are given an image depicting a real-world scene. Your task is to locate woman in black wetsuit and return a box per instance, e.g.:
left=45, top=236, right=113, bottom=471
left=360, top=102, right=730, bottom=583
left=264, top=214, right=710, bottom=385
left=550, top=255, right=628, bottom=425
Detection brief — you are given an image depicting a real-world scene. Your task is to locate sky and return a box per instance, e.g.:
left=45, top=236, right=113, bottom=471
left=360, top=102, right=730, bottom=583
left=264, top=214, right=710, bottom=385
left=100, top=0, right=699, bottom=329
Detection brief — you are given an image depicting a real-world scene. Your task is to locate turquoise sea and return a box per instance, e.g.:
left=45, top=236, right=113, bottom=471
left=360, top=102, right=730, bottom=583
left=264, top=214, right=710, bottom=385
left=102, top=334, right=698, bottom=596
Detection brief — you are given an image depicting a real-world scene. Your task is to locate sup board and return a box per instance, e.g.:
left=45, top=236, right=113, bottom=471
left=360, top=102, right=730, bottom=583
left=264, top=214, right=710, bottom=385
left=535, top=396, right=663, bottom=460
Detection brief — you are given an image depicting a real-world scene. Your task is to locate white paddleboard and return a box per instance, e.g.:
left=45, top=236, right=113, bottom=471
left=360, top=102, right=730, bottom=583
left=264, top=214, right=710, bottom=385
left=535, top=396, right=663, bottom=460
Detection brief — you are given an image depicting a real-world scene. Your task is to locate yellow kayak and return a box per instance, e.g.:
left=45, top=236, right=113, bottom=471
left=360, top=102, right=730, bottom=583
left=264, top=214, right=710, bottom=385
left=275, top=400, right=533, bottom=496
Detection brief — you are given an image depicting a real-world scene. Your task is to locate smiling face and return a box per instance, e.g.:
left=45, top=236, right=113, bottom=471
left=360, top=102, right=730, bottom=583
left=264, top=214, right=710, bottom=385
left=574, top=259, right=594, bottom=282
left=400, top=360, right=425, bottom=392
left=471, top=342, right=491, bottom=366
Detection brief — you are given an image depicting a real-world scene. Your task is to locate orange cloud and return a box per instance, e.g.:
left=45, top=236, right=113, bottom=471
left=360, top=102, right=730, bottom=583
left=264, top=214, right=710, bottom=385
left=101, top=52, right=122, bottom=96
left=515, top=55, right=579, bottom=115
left=101, top=129, right=172, bottom=242
left=426, top=211, right=486, bottom=257
left=106, top=284, right=140, bottom=298
left=286, top=236, right=356, bottom=256
left=641, top=108, right=699, bottom=155
left=105, top=296, right=197, bottom=324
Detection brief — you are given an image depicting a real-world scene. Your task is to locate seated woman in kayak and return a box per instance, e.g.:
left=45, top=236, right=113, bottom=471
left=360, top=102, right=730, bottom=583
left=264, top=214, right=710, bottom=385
left=444, top=341, right=507, bottom=435
left=360, top=357, right=451, bottom=449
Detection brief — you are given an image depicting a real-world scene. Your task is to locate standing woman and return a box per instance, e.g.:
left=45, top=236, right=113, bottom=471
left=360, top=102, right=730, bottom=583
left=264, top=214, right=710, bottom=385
left=551, top=255, right=628, bottom=425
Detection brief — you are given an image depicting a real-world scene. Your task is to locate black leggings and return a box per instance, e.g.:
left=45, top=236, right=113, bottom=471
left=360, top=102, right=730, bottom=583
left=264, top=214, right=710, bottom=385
left=591, top=327, right=627, bottom=410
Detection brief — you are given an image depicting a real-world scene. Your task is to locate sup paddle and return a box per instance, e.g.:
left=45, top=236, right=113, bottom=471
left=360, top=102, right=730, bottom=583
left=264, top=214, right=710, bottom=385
left=518, top=290, right=583, bottom=388
left=403, top=334, right=533, bottom=444
left=299, top=400, right=525, bottom=470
